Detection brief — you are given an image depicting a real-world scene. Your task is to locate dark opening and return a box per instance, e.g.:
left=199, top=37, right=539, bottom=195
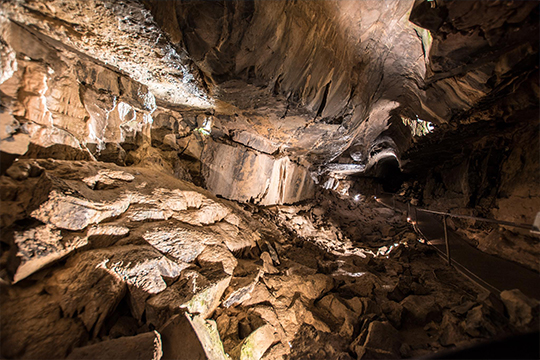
left=375, top=157, right=403, bottom=193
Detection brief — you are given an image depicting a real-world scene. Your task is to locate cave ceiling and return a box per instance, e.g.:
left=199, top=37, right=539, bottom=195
left=1, top=0, right=538, bottom=178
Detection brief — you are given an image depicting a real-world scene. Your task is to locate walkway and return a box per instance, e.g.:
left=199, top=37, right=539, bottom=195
left=377, top=195, right=540, bottom=300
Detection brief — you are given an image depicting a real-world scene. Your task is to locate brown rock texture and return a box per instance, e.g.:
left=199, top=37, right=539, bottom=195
left=0, top=1, right=538, bottom=359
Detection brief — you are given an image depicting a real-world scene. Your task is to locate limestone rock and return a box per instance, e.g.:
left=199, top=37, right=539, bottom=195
left=262, top=272, right=333, bottom=306
left=0, top=111, right=29, bottom=155
left=438, top=312, right=469, bottom=347
left=401, top=295, right=441, bottom=326
left=351, top=321, right=401, bottom=359
left=197, top=245, right=238, bottom=275
left=223, top=270, right=263, bottom=308
left=67, top=331, right=163, bottom=360
left=317, top=293, right=358, bottom=324
left=187, top=314, right=230, bottom=360
left=201, top=139, right=315, bottom=206
left=173, top=198, right=232, bottom=226
left=83, top=169, right=135, bottom=190
left=0, top=36, right=17, bottom=84
left=239, top=324, right=277, bottom=360
left=159, top=314, right=207, bottom=360
left=211, top=221, right=257, bottom=253
left=381, top=300, right=403, bottom=329
left=260, top=252, right=279, bottom=274
left=31, top=190, right=131, bottom=231
left=13, top=224, right=88, bottom=283
left=500, top=289, right=540, bottom=328
left=146, top=266, right=231, bottom=328
left=143, top=224, right=221, bottom=263
left=87, top=225, right=130, bottom=248
left=0, top=284, right=88, bottom=359
left=461, top=305, right=497, bottom=338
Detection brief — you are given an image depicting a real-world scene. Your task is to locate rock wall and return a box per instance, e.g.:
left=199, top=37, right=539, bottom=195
left=201, top=139, right=315, bottom=206
left=0, top=4, right=314, bottom=205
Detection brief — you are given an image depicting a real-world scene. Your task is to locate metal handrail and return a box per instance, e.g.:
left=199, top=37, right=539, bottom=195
left=415, top=208, right=534, bottom=231
left=377, top=190, right=535, bottom=231
left=374, top=189, right=538, bottom=271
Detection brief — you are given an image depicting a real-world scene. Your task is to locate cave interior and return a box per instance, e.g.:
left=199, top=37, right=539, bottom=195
left=0, top=0, right=539, bottom=359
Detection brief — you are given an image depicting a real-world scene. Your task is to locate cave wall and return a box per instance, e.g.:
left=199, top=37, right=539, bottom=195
left=144, top=0, right=428, bottom=167
left=0, top=1, right=318, bottom=205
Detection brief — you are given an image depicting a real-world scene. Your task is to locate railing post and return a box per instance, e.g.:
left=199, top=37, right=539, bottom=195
left=415, top=207, right=418, bottom=224
left=443, top=215, right=451, bottom=266
left=392, top=196, right=396, bottom=209
left=407, top=202, right=411, bottom=219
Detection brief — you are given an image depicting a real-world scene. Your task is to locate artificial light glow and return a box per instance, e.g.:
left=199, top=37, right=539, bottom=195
left=354, top=194, right=360, bottom=201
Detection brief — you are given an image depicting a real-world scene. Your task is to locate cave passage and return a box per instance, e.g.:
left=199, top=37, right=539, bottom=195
left=0, top=1, right=539, bottom=359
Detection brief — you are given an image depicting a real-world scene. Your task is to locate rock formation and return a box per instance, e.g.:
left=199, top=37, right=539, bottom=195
left=0, top=0, right=538, bottom=359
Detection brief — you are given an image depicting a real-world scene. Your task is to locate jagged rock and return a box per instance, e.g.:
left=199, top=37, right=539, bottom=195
left=500, top=289, right=540, bottom=328
left=201, top=139, right=315, bottom=206
left=232, top=130, right=280, bottom=155
left=93, top=142, right=127, bottom=165
left=67, top=331, right=163, bottom=360
left=43, top=250, right=128, bottom=337
left=351, top=321, right=401, bottom=359
left=172, top=198, right=232, bottom=226
left=460, top=305, right=497, bottom=338
left=143, top=224, right=221, bottom=263
left=87, top=225, right=130, bottom=248
left=42, top=245, right=185, bottom=336
left=438, top=311, right=469, bottom=347
left=146, top=266, right=231, bottom=328
left=31, top=190, right=131, bottom=231
left=82, top=169, right=135, bottom=190
left=317, top=293, right=358, bottom=323
left=0, top=284, right=88, bottom=359
left=197, top=245, right=238, bottom=275
left=381, top=300, right=403, bottom=329
left=187, top=314, right=230, bottom=360
left=0, top=111, right=30, bottom=155
left=277, top=297, right=332, bottom=336
left=237, top=324, right=277, bottom=360
left=0, top=36, right=17, bottom=84
left=109, top=316, right=139, bottom=339
left=337, top=272, right=380, bottom=297
left=400, top=295, right=441, bottom=326
left=13, top=224, right=88, bottom=283
left=211, top=221, right=257, bottom=253
left=260, top=252, right=279, bottom=274
left=262, top=271, right=333, bottom=306
left=159, top=314, right=207, bottom=360
left=223, top=270, right=263, bottom=308
left=242, top=283, right=274, bottom=307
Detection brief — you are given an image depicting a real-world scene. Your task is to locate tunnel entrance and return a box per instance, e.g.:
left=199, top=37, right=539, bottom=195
left=374, top=156, right=403, bottom=193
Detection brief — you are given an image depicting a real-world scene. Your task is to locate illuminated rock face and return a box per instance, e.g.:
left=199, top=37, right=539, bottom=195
left=0, top=1, right=539, bottom=359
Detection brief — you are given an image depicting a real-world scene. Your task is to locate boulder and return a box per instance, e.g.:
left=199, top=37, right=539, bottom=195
left=31, top=190, right=131, bottom=231
left=351, top=321, right=401, bottom=359
left=159, top=314, right=207, bottom=360
left=143, top=224, right=221, bottom=263
left=197, top=244, right=238, bottom=275
left=401, top=295, right=441, bottom=326
left=500, top=289, right=539, bottom=328
left=67, top=331, right=163, bottom=360
left=0, top=284, right=88, bottom=359
left=146, top=266, right=231, bottom=328
left=460, top=305, right=497, bottom=338
left=13, top=224, right=88, bottom=283
left=238, top=324, right=277, bottom=360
